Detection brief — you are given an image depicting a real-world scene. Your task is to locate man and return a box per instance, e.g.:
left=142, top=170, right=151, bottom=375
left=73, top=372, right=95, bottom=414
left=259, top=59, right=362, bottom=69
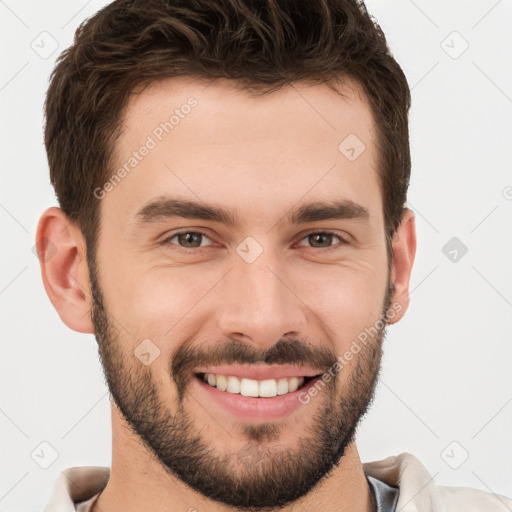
left=36, top=0, right=511, bottom=511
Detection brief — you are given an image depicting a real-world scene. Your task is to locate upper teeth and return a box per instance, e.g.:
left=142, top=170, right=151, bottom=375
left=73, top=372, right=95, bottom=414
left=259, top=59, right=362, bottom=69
left=203, top=373, right=306, bottom=397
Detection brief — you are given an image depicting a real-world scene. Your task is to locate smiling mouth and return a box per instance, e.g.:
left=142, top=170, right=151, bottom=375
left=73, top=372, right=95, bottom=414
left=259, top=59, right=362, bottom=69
left=195, top=372, right=321, bottom=398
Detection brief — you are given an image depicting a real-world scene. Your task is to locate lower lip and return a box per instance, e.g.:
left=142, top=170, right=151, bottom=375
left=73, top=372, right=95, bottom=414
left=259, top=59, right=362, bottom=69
left=192, top=375, right=321, bottom=421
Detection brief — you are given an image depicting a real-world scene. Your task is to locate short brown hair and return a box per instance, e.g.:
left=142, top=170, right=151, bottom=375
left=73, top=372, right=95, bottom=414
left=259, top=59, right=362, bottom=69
left=44, top=0, right=411, bottom=260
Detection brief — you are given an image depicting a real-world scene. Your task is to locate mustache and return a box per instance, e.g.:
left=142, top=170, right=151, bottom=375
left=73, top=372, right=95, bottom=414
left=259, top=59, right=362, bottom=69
left=171, top=338, right=338, bottom=401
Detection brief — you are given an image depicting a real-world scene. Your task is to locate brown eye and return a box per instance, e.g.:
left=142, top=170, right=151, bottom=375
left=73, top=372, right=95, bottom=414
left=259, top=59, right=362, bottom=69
left=165, top=231, right=212, bottom=249
left=297, top=231, right=345, bottom=250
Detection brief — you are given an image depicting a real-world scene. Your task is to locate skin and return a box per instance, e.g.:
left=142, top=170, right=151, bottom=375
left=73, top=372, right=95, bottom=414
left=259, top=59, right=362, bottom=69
left=36, top=76, right=416, bottom=512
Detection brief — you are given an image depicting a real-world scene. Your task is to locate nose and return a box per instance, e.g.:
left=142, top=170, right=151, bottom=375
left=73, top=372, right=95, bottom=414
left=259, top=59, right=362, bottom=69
left=216, top=248, right=309, bottom=350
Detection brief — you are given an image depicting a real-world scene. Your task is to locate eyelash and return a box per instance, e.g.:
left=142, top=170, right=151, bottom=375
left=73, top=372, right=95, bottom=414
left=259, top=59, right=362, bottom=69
left=161, top=230, right=348, bottom=253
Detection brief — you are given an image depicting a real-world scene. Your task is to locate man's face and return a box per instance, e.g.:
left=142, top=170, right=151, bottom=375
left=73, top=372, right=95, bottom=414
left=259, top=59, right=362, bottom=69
left=89, top=77, right=393, bottom=509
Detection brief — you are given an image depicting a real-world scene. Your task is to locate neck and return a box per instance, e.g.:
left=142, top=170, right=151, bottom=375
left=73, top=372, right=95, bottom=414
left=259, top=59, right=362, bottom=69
left=92, top=407, right=374, bottom=512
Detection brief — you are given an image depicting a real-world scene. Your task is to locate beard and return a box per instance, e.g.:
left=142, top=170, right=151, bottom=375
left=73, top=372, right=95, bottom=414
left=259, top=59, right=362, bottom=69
left=89, top=253, right=393, bottom=511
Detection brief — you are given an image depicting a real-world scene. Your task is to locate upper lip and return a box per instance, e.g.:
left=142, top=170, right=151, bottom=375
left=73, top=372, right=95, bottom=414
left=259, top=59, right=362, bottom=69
left=194, top=364, right=324, bottom=381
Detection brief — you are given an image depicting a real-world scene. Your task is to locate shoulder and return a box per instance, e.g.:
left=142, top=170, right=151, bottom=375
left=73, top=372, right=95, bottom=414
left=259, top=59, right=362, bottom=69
left=363, top=452, right=512, bottom=512
left=436, top=484, right=512, bottom=511
left=45, top=465, right=110, bottom=510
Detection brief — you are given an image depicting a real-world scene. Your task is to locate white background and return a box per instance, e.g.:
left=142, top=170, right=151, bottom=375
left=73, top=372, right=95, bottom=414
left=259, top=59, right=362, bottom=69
left=0, top=1, right=511, bottom=510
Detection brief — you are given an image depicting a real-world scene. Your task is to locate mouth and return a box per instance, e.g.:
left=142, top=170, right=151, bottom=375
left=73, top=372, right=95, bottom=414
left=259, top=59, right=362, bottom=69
left=192, top=369, right=325, bottom=421
left=194, top=372, right=321, bottom=398
left=190, top=364, right=327, bottom=421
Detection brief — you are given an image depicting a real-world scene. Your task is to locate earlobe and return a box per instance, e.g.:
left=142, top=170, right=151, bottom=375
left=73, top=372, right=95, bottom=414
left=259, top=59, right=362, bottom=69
left=388, top=208, right=417, bottom=324
left=35, top=207, right=95, bottom=334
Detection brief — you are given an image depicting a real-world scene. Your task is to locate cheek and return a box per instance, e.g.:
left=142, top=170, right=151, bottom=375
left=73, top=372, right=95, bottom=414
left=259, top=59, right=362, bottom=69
left=111, top=266, right=214, bottom=341
left=99, top=268, right=205, bottom=390
left=296, top=263, right=388, bottom=346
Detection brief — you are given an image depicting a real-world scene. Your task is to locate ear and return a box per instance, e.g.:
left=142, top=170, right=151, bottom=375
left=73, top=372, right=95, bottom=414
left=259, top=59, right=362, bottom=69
left=35, top=207, right=94, bottom=333
left=387, top=208, right=416, bottom=324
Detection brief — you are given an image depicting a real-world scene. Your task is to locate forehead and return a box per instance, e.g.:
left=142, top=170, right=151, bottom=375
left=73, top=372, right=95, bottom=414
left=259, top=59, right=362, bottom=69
left=105, top=76, right=382, bottom=230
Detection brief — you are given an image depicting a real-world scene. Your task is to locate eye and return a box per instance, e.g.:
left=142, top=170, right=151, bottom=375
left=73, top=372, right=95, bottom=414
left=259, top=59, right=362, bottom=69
left=164, top=231, right=213, bottom=250
left=296, top=231, right=346, bottom=250
left=162, top=229, right=348, bottom=252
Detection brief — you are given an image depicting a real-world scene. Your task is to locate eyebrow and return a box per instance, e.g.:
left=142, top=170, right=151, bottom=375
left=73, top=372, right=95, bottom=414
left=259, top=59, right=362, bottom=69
left=133, top=196, right=370, bottom=228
